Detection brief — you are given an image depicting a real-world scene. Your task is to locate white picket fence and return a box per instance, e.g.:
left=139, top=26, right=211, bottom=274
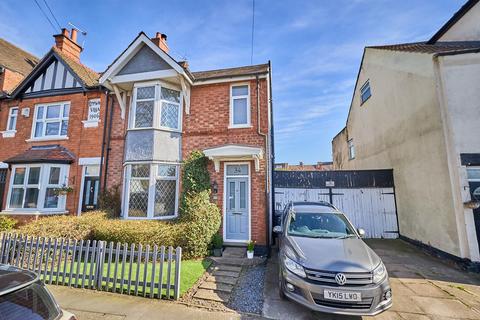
left=0, top=233, right=182, bottom=299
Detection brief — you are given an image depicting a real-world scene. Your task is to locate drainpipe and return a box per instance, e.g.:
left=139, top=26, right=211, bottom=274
left=267, top=61, right=275, bottom=248
left=99, top=91, right=110, bottom=193
left=256, top=73, right=271, bottom=255
left=103, top=95, right=115, bottom=191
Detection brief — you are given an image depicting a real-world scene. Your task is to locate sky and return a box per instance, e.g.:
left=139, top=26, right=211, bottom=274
left=0, top=0, right=466, bottom=164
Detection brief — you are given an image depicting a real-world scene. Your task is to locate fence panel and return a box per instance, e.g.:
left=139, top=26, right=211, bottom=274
left=0, top=233, right=182, bottom=300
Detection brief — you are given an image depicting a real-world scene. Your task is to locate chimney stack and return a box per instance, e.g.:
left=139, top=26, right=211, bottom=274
left=53, top=28, right=83, bottom=62
left=151, top=32, right=169, bottom=53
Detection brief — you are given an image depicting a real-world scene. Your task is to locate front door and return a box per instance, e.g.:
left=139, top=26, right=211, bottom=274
left=468, top=180, right=480, bottom=254
left=82, top=176, right=100, bottom=212
left=226, top=177, right=249, bottom=241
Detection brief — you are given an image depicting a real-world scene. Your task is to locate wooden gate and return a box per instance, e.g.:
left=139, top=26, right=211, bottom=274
left=274, top=170, right=398, bottom=238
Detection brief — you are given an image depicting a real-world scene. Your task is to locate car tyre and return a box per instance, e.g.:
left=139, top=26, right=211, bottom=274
left=278, top=278, right=286, bottom=300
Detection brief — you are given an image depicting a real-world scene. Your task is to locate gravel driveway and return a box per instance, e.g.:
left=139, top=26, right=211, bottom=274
left=228, top=262, right=267, bottom=314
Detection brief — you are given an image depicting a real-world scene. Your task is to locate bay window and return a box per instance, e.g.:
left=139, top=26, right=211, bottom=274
left=33, top=102, right=70, bottom=139
left=131, top=83, right=181, bottom=131
left=125, top=163, right=179, bottom=219
left=7, top=164, right=69, bottom=212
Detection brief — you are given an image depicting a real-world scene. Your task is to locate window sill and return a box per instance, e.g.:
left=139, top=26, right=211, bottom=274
left=228, top=125, right=253, bottom=129
left=1, top=130, right=16, bottom=138
left=82, top=120, right=100, bottom=128
left=122, top=215, right=178, bottom=221
left=0, top=210, right=69, bottom=216
left=127, top=127, right=182, bottom=134
left=26, top=136, right=69, bottom=142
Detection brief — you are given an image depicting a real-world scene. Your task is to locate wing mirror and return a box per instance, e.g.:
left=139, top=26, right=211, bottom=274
left=357, top=228, right=366, bottom=238
left=273, top=226, right=282, bottom=234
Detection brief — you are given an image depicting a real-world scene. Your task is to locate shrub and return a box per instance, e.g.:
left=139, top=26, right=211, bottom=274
left=182, top=151, right=210, bottom=195
left=211, top=233, right=223, bottom=249
left=0, top=216, right=17, bottom=232
left=17, top=214, right=94, bottom=239
left=98, top=184, right=122, bottom=217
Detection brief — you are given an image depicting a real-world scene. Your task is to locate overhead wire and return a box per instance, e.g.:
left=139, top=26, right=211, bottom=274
left=32, top=0, right=58, bottom=32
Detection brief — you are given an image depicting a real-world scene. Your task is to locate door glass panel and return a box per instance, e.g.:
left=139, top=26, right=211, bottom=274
left=85, top=180, right=91, bottom=204
left=28, top=167, right=41, bottom=184
left=93, top=180, right=99, bottom=205
left=467, top=169, right=480, bottom=180
left=240, top=181, right=246, bottom=209
left=229, top=181, right=235, bottom=210
left=13, top=168, right=26, bottom=185
left=9, top=188, right=24, bottom=208
left=24, top=188, right=39, bottom=208
left=226, top=165, right=248, bottom=176
left=85, top=165, right=100, bottom=177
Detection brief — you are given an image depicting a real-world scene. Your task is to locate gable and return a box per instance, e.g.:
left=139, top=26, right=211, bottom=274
left=118, top=44, right=173, bottom=75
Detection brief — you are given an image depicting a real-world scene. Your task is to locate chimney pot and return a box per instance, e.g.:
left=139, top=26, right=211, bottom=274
left=71, top=28, right=78, bottom=43
left=61, top=28, right=69, bottom=37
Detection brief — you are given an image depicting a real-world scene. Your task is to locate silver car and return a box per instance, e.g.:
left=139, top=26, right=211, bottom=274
left=273, top=201, right=392, bottom=316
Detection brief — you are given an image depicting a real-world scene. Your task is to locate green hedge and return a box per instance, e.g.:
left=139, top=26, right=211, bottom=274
left=17, top=151, right=221, bottom=260
left=0, top=216, right=16, bottom=232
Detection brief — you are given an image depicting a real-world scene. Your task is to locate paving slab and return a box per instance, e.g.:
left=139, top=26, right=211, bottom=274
left=412, top=295, right=480, bottom=318
left=206, top=275, right=238, bottom=285
left=200, top=281, right=234, bottom=293
left=194, top=288, right=230, bottom=303
left=213, top=270, right=240, bottom=278
left=388, top=294, right=424, bottom=314
left=403, top=282, right=453, bottom=298
left=397, top=312, right=430, bottom=320
left=214, top=265, right=242, bottom=273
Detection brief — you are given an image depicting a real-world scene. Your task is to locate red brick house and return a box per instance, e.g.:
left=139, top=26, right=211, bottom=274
left=0, top=31, right=274, bottom=252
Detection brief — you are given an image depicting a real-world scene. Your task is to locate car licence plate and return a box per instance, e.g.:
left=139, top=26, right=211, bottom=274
left=324, top=289, right=361, bottom=302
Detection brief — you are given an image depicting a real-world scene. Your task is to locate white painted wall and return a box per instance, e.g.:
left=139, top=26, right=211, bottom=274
left=438, top=2, right=480, bottom=42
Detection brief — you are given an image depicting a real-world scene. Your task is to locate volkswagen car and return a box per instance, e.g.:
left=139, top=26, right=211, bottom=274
left=273, top=201, right=392, bottom=316
left=0, top=264, right=76, bottom=320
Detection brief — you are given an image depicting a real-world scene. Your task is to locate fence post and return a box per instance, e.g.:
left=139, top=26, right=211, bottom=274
left=96, top=241, right=105, bottom=290
left=173, top=247, right=182, bottom=300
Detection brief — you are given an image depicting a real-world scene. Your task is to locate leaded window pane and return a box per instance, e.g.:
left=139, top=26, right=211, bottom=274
left=131, top=164, right=150, bottom=178
left=154, top=179, right=176, bottom=217
left=46, top=122, right=60, bottom=136
left=13, top=168, right=25, bottom=185
left=49, top=167, right=61, bottom=184
left=24, top=188, right=39, bottom=208
left=232, top=85, right=248, bottom=96
left=9, top=188, right=24, bottom=208
left=28, top=167, right=41, bottom=184
left=129, top=180, right=149, bottom=217
left=46, top=105, right=61, bottom=119
left=157, top=165, right=176, bottom=177
left=160, top=102, right=179, bottom=129
left=233, top=98, right=247, bottom=124
left=44, top=188, right=59, bottom=208
left=161, top=87, right=180, bottom=103
left=135, top=101, right=154, bottom=128
left=137, top=86, right=155, bottom=100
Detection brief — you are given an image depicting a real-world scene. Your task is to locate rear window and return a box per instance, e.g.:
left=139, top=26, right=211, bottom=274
left=0, top=282, right=61, bottom=320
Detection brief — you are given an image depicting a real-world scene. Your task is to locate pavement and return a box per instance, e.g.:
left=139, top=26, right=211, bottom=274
left=262, top=239, right=480, bottom=320
left=49, top=239, right=480, bottom=320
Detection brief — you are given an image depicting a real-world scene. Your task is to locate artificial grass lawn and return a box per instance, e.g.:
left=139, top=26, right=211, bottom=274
left=41, top=258, right=211, bottom=297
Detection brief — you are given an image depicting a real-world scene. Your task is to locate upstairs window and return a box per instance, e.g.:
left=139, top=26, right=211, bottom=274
left=132, top=84, right=181, bottom=131
left=230, top=84, right=250, bottom=127
left=6, top=107, right=18, bottom=131
left=348, top=139, right=355, bottom=160
left=360, top=80, right=371, bottom=104
left=33, top=102, right=70, bottom=138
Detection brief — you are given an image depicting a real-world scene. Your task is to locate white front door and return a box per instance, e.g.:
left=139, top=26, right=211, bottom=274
left=224, top=164, right=250, bottom=242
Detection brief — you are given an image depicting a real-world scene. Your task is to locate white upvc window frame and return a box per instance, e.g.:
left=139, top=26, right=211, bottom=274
left=5, top=163, right=69, bottom=213
left=6, top=107, right=18, bottom=131
left=348, top=139, right=355, bottom=160
left=130, top=81, right=182, bottom=132
left=123, top=161, right=180, bottom=220
left=360, top=80, right=372, bottom=105
left=229, top=83, right=251, bottom=128
left=31, top=101, right=70, bottom=140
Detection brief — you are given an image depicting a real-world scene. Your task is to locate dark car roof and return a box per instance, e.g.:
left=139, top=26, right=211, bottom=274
left=0, top=264, right=38, bottom=295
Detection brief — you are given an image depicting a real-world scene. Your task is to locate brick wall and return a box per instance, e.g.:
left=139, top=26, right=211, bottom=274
left=0, top=69, right=25, bottom=94
left=0, top=90, right=108, bottom=214
left=183, top=78, right=270, bottom=246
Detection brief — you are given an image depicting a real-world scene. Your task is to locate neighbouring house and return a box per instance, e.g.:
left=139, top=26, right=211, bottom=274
left=332, top=0, right=480, bottom=264
left=0, top=30, right=274, bottom=252
left=275, top=161, right=333, bottom=171
left=0, top=29, right=106, bottom=221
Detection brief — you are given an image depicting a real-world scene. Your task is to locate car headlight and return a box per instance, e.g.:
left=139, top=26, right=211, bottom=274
left=283, top=255, right=306, bottom=278
left=373, top=262, right=387, bottom=283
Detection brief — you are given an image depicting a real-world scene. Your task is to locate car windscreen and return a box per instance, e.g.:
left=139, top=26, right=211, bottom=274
left=0, top=282, right=61, bottom=320
left=287, top=211, right=356, bottom=238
